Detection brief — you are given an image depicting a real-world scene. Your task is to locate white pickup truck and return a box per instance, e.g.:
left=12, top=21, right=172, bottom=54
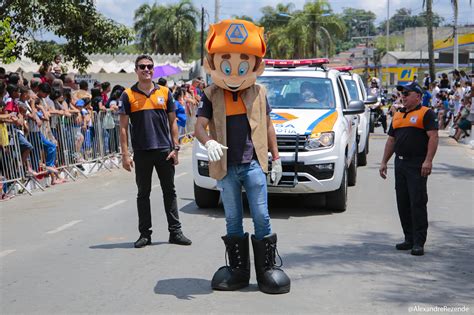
left=193, top=59, right=366, bottom=212
left=337, top=68, right=378, bottom=166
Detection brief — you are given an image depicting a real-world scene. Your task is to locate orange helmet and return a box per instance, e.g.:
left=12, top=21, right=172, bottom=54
left=205, top=19, right=266, bottom=58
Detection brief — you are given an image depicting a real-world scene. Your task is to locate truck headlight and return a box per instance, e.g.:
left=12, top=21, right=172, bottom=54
left=305, top=132, right=334, bottom=150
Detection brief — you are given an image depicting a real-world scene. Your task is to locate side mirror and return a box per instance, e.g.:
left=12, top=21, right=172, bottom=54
left=343, top=100, right=366, bottom=115
left=364, top=95, right=378, bottom=105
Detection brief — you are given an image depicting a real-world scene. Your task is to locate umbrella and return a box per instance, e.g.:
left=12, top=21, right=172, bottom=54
left=152, top=64, right=182, bottom=79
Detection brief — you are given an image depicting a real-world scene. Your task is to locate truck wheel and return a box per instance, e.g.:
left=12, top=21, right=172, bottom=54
left=326, top=167, right=347, bottom=212
left=348, top=152, right=357, bottom=186
left=357, top=134, right=368, bottom=167
left=194, top=182, right=220, bottom=208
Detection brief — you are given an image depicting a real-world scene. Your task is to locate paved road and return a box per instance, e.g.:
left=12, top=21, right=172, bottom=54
left=1, top=130, right=473, bottom=315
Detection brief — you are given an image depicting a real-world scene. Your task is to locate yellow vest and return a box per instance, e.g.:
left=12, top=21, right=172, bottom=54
left=204, top=84, right=269, bottom=180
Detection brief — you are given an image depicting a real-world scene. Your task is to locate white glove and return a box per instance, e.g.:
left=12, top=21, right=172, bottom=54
left=205, top=140, right=228, bottom=162
left=270, top=158, right=282, bottom=185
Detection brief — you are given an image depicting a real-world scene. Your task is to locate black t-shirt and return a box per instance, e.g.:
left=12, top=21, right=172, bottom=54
left=197, top=91, right=271, bottom=166
left=388, top=104, right=438, bottom=158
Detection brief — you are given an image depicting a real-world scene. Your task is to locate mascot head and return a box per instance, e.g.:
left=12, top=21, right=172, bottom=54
left=204, top=19, right=266, bottom=92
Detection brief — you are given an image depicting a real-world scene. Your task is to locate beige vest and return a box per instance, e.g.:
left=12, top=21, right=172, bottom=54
left=204, top=84, right=269, bottom=180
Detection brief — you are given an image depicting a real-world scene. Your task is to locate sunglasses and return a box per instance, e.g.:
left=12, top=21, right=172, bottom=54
left=401, top=91, right=412, bottom=96
left=137, top=64, right=154, bottom=70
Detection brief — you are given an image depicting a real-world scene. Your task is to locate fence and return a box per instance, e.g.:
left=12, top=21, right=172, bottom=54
left=1, top=109, right=196, bottom=199
left=0, top=110, right=125, bottom=198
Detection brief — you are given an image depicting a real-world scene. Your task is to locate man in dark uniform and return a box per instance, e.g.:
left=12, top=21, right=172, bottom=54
left=379, top=82, right=439, bottom=256
left=119, top=54, right=191, bottom=248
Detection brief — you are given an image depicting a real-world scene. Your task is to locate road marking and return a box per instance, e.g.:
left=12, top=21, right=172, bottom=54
left=46, top=220, right=82, bottom=234
left=0, top=250, right=16, bottom=257
left=152, top=172, right=187, bottom=189
left=100, top=200, right=126, bottom=210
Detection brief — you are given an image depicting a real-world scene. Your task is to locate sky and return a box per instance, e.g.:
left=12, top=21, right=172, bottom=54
left=95, top=0, right=473, bottom=26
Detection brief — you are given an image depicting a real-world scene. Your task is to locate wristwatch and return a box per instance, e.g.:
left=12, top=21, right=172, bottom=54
left=173, top=145, right=181, bottom=152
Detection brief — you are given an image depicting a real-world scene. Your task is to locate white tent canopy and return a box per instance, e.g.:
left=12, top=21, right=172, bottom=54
left=1, top=53, right=195, bottom=74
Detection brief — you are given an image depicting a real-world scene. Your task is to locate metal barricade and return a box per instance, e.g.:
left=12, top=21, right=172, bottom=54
left=0, top=123, right=31, bottom=196
left=3, top=108, right=133, bottom=198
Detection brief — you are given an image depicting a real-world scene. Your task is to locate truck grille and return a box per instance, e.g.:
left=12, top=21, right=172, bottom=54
left=277, top=134, right=307, bottom=152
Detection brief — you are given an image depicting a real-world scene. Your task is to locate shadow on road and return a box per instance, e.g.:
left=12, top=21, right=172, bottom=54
left=89, top=241, right=167, bottom=249
left=154, top=278, right=261, bottom=299
left=179, top=193, right=334, bottom=220
left=285, top=222, right=473, bottom=305
left=154, top=278, right=212, bottom=300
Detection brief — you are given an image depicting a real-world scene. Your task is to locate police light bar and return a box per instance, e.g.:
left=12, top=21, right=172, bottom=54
left=265, top=58, right=330, bottom=68
left=333, top=66, right=353, bottom=72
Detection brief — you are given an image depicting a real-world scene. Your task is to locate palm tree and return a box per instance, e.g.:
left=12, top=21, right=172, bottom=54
left=424, top=0, right=471, bottom=81
left=261, top=1, right=345, bottom=59
left=133, top=0, right=198, bottom=61
left=302, top=0, right=346, bottom=57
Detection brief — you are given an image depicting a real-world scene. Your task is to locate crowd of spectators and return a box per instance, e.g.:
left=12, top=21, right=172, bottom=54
left=382, top=70, right=472, bottom=143
left=0, top=56, right=206, bottom=201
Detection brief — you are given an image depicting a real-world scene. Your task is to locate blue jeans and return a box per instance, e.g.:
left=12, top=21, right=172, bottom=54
left=217, top=160, right=271, bottom=240
left=40, top=133, right=57, bottom=167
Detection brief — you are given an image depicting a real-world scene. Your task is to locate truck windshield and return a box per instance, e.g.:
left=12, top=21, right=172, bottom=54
left=344, top=79, right=359, bottom=101
left=257, top=76, right=336, bottom=109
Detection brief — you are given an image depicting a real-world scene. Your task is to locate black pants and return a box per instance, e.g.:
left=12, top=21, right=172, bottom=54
left=134, top=149, right=181, bottom=237
left=394, top=156, right=428, bottom=246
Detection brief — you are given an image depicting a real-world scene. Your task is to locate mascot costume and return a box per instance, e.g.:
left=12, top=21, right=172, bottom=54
left=194, top=19, right=291, bottom=294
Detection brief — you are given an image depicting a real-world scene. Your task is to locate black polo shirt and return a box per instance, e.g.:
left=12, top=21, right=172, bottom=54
left=388, top=104, right=438, bottom=158
left=118, top=83, right=175, bottom=151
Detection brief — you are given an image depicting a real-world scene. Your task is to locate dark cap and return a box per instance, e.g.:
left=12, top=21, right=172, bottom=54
left=396, top=82, right=423, bottom=95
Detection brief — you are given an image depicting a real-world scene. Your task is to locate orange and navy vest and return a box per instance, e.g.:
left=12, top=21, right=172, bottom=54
left=122, top=83, right=174, bottom=151
left=389, top=105, right=438, bottom=158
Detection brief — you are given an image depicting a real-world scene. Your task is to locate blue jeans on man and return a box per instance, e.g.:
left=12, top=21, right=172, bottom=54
left=217, top=159, right=271, bottom=240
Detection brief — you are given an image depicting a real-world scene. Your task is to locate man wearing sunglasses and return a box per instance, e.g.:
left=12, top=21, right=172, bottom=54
left=379, top=81, right=438, bottom=256
left=119, top=54, right=191, bottom=248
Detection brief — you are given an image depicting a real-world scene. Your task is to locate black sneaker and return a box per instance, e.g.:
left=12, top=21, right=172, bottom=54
left=395, top=242, right=413, bottom=250
left=169, top=232, right=192, bottom=245
left=411, top=245, right=424, bottom=256
left=134, top=236, right=151, bottom=248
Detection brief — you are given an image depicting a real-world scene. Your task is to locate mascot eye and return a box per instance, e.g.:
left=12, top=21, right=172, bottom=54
left=238, top=62, right=249, bottom=76
left=220, top=60, right=232, bottom=76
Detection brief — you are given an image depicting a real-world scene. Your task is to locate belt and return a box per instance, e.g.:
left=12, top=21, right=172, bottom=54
left=396, top=155, right=424, bottom=161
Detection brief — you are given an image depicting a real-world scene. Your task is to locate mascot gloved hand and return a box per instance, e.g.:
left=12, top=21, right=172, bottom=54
left=205, top=140, right=228, bottom=162
left=270, top=158, right=282, bottom=185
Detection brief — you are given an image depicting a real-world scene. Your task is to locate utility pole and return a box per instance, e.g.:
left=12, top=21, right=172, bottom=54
left=201, top=6, right=204, bottom=66
left=365, top=22, right=370, bottom=83
left=385, top=0, right=390, bottom=88
left=426, top=0, right=435, bottom=83
left=453, top=3, right=459, bottom=70
left=214, top=0, right=220, bottom=23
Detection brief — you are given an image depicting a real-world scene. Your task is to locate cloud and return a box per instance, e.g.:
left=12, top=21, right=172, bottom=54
left=95, top=0, right=473, bottom=27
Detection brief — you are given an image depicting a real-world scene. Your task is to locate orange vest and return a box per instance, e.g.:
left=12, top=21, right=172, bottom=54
left=124, top=86, right=169, bottom=114
left=392, top=106, right=429, bottom=130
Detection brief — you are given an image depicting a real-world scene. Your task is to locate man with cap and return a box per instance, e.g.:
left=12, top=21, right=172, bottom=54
left=379, top=82, right=439, bottom=256
left=194, top=19, right=290, bottom=294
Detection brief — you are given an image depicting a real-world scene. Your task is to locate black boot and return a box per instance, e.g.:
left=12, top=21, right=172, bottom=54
left=251, top=233, right=290, bottom=294
left=211, top=233, right=250, bottom=291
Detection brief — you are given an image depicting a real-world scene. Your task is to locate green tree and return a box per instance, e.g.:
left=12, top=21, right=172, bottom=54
left=0, top=0, right=133, bottom=70
left=301, top=0, right=346, bottom=57
left=232, top=15, right=254, bottom=22
left=378, top=8, right=444, bottom=33
left=260, top=1, right=345, bottom=59
left=134, top=0, right=199, bottom=61
left=0, top=18, right=17, bottom=63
